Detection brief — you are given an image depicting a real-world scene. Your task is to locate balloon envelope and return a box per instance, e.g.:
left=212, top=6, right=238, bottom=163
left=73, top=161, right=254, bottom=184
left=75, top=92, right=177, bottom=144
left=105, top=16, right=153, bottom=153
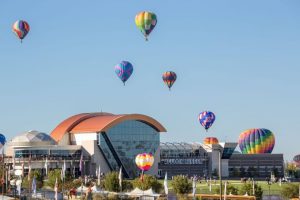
left=12, top=20, right=30, bottom=41
left=162, top=71, right=177, bottom=90
left=203, top=137, right=219, bottom=145
left=135, top=11, right=157, bottom=40
left=238, top=128, right=275, bottom=154
left=0, top=134, right=6, bottom=148
left=293, top=154, right=300, bottom=167
left=114, top=61, right=133, bottom=85
left=135, top=153, right=154, bottom=171
left=198, top=111, right=216, bottom=131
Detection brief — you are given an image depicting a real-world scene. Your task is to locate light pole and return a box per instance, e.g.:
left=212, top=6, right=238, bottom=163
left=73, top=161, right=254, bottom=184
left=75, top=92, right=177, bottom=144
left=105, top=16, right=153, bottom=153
left=267, top=181, right=271, bottom=200
left=218, top=149, right=222, bottom=200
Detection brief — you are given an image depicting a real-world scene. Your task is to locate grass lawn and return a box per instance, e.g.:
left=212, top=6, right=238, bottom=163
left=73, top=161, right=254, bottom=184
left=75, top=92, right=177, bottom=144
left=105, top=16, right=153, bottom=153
left=158, top=179, right=300, bottom=195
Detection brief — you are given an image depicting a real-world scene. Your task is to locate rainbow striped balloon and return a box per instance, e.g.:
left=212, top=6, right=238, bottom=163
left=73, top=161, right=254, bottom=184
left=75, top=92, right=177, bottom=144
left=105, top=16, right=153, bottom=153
left=238, top=128, right=275, bottom=154
left=203, top=137, right=219, bottom=145
left=12, top=20, right=30, bottom=42
left=135, top=153, right=154, bottom=171
left=135, top=11, right=157, bottom=41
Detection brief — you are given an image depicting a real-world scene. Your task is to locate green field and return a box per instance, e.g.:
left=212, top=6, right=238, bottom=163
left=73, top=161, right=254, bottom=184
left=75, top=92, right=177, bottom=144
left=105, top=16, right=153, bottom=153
left=158, top=180, right=300, bottom=195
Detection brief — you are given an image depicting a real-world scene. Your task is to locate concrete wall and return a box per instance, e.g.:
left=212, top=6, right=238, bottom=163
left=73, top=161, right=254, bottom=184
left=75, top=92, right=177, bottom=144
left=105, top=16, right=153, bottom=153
left=80, top=140, right=111, bottom=176
left=221, top=159, right=229, bottom=177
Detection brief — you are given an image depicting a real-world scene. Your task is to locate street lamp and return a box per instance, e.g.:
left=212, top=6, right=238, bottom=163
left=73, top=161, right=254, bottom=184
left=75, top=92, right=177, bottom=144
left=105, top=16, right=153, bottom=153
left=267, top=180, right=272, bottom=200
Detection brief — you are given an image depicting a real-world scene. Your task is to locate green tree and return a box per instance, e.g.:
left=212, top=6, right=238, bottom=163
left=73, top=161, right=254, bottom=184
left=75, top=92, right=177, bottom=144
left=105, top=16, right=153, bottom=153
left=46, top=169, right=63, bottom=191
left=211, top=168, right=218, bottom=177
left=132, top=174, right=162, bottom=193
left=103, top=172, right=120, bottom=192
left=22, top=169, right=43, bottom=189
left=285, top=161, right=297, bottom=177
left=272, top=168, right=279, bottom=177
left=247, top=167, right=256, bottom=177
left=281, top=183, right=299, bottom=199
left=171, top=175, right=192, bottom=195
left=232, top=168, right=240, bottom=177
left=239, top=183, right=263, bottom=200
left=240, top=167, right=246, bottom=177
left=214, top=183, right=238, bottom=195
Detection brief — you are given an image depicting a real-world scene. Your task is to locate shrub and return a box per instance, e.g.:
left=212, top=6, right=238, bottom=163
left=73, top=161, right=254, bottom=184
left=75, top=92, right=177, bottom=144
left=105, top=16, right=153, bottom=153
left=104, top=172, right=120, bottom=192
left=214, top=182, right=238, bottom=195
left=22, top=170, right=43, bottom=189
left=239, top=183, right=263, bottom=200
left=122, top=180, right=133, bottom=192
left=281, top=183, right=299, bottom=199
left=132, top=174, right=162, bottom=193
left=171, top=175, right=192, bottom=195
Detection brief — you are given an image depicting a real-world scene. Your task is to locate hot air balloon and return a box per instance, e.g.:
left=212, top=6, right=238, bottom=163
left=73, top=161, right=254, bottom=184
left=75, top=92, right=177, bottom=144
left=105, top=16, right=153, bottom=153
left=12, top=20, right=30, bottom=42
left=162, top=71, right=177, bottom=90
left=203, top=137, right=219, bottom=145
left=293, top=155, right=300, bottom=167
left=135, top=11, right=157, bottom=41
left=135, top=153, right=154, bottom=180
left=114, top=61, right=133, bottom=85
left=238, top=128, right=275, bottom=154
left=198, top=111, right=216, bottom=131
left=0, top=134, right=6, bottom=148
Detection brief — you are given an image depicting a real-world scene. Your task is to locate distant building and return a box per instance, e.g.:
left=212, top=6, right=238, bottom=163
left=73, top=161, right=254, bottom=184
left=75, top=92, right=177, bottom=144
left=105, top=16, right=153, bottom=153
left=3, top=112, right=285, bottom=179
left=228, top=153, right=284, bottom=178
left=5, top=112, right=167, bottom=179
left=158, top=142, right=284, bottom=178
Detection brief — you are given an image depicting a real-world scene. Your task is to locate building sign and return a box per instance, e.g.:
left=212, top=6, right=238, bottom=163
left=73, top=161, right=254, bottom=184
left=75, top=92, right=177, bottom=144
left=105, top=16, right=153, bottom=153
left=160, top=158, right=203, bottom=165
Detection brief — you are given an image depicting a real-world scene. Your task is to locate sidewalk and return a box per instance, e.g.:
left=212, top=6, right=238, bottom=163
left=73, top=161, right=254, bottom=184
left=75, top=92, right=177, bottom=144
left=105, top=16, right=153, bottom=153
left=0, top=195, right=14, bottom=200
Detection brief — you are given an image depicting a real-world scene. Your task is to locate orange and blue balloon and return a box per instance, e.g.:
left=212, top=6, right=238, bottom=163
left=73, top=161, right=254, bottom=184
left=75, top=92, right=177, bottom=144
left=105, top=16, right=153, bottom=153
left=135, top=153, right=154, bottom=172
left=204, top=137, right=219, bottom=145
left=198, top=111, right=216, bottom=131
left=162, top=71, right=177, bottom=90
left=238, top=128, right=275, bottom=154
left=12, top=20, right=30, bottom=42
left=114, top=61, right=133, bottom=85
left=135, top=11, right=157, bottom=41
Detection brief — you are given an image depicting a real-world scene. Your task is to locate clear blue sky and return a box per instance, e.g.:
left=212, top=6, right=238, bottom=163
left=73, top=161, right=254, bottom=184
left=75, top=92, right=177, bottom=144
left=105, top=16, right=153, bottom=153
left=0, top=1, right=299, bottom=160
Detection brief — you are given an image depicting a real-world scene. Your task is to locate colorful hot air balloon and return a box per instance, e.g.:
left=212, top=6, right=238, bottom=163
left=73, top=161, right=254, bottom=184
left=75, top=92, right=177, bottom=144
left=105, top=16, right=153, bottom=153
left=0, top=134, right=6, bottom=148
left=198, top=111, right=216, bottom=131
left=204, top=137, right=219, bottom=145
left=135, top=11, right=157, bottom=41
left=162, top=71, right=177, bottom=90
left=12, top=20, right=30, bottom=42
left=114, top=61, right=134, bottom=85
left=135, top=153, right=154, bottom=172
left=293, top=155, right=300, bottom=167
left=238, top=128, right=275, bottom=154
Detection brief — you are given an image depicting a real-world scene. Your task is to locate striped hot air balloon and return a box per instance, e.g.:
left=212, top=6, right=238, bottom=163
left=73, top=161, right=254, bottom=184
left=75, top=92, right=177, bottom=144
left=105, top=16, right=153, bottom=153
left=135, top=153, right=154, bottom=172
left=12, top=20, right=30, bottom=42
left=203, top=137, right=219, bottom=145
left=135, top=11, right=157, bottom=41
left=238, top=128, right=275, bottom=154
left=162, top=71, right=177, bottom=90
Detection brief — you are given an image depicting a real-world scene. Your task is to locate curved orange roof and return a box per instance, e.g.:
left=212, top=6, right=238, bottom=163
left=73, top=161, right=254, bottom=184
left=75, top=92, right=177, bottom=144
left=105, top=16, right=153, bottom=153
left=50, top=112, right=167, bottom=142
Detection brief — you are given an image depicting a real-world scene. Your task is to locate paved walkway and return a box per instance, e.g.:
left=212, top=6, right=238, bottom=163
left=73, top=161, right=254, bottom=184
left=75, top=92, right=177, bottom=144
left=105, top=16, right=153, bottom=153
left=0, top=195, right=14, bottom=200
